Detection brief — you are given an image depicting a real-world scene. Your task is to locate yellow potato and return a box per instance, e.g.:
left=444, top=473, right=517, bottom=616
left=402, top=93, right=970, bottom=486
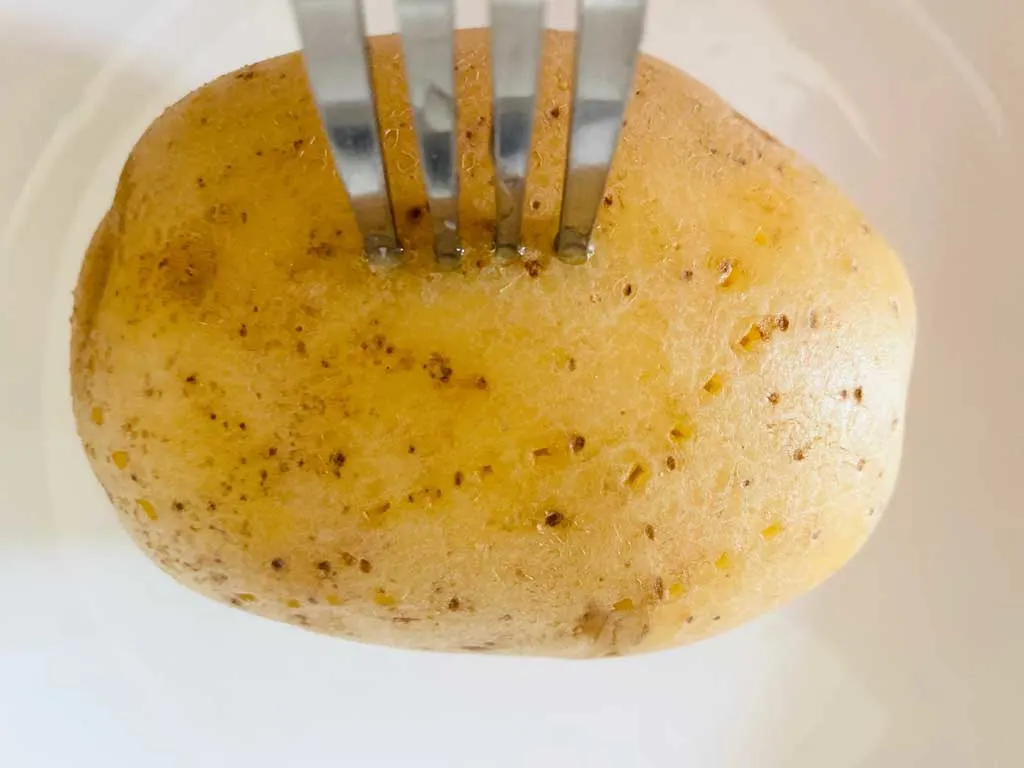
left=71, top=30, right=915, bottom=657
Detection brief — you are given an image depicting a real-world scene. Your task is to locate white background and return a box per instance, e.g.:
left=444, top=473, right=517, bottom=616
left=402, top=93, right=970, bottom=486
left=1, top=1, right=1022, bottom=765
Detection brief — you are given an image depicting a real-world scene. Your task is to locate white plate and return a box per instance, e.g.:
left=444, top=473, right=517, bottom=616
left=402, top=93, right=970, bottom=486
left=2, top=1, right=1022, bottom=766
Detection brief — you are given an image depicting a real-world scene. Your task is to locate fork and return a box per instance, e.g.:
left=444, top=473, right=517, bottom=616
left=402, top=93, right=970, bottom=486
left=290, top=0, right=647, bottom=266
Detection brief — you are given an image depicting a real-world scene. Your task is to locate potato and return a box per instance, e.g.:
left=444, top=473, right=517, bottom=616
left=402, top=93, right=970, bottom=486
left=71, top=30, right=915, bottom=657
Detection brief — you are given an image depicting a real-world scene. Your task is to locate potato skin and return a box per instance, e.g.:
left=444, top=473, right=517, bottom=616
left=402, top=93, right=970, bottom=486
left=71, top=30, right=915, bottom=657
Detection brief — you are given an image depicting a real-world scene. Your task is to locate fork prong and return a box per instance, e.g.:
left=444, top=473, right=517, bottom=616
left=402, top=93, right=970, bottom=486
left=396, top=0, right=462, bottom=267
left=491, top=0, right=545, bottom=259
left=291, top=0, right=401, bottom=262
left=556, top=0, right=648, bottom=264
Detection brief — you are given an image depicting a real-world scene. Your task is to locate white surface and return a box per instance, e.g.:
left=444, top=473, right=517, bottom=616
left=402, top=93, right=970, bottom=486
left=1, top=0, right=1022, bottom=766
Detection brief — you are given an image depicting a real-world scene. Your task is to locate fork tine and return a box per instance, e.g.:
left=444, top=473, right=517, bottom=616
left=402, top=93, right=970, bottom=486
left=395, top=0, right=462, bottom=266
left=490, top=0, right=545, bottom=259
left=292, top=0, right=401, bottom=262
left=556, top=0, right=648, bottom=264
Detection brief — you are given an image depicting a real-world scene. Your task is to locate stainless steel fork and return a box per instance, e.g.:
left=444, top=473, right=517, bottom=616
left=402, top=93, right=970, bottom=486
left=290, top=0, right=647, bottom=265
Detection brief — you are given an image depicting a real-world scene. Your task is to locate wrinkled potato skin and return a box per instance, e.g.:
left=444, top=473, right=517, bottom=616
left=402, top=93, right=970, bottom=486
left=71, top=30, right=915, bottom=657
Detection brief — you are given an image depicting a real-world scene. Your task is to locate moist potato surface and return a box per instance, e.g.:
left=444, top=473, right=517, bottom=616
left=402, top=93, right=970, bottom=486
left=71, top=30, right=915, bottom=657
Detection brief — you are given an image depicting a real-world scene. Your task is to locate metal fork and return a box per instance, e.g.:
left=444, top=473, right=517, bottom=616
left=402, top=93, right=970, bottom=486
left=290, top=0, right=647, bottom=266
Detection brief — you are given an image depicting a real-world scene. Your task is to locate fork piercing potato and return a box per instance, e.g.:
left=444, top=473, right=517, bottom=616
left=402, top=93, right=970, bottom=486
left=71, top=30, right=915, bottom=657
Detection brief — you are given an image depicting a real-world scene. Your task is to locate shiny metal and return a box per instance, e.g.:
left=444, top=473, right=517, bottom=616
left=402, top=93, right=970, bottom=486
left=395, top=0, right=462, bottom=266
left=556, top=0, right=648, bottom=264
left=291, top=0, right=401, bottom=262
left=490, top=0, right=545, bottom=259
left=291, top=0, right=646, bottom=266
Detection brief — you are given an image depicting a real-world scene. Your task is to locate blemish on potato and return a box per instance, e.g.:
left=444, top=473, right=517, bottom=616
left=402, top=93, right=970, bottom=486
left=702, top=373, right=724, bottom=396
left=624, top=462, right=648, bottom=489
left=358, top=558, right=373, bottom=574
left=544, top=510, right=565, bottom=527
left=136, top=498, right=158, bottom=521
left=523, top=259, right=542, bottom=277
left=373, top=589, right=397, bottom=607
left=111, top=451, right=130, bottom=470
left=286, top=598, right=302, bottom=609
left=447, top=597, right=461, bottom=612
left=612, top=598, right=635, bottom=612
left=739, top=323, right=768, bottom=350
left=325, top=594, right=343, bottom=606
left=573, top=606, right=610, bottom=640
left=90, top=406, right=104, bottom=426
left=670, top=414, right=696, bottom=442
left=665, top=456, right=677, bottom=470
left=237, top=593, right=257, bottom=603
left=767, top=392, right=780, bottom=405
left=760, top=523, right=783, bottom=541
left=853, top=386, right=864, bottom=404
left=424, top=353, right=454, bottom=384
left=714, top=553, right=731, bottom=570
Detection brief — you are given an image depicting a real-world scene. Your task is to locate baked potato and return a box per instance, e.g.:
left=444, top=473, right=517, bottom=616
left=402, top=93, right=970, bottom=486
left=71, top=30, right=915, bottom=657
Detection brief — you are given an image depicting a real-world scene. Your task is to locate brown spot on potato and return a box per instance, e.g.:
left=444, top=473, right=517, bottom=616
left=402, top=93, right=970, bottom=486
left=424, top=354, right=454, bottom=384
left=447, top=597, right=461, bottom=611
left=156, top=232, right=217, bottom=304
left=524, top=259, right=542, bottom=278
left=544, top=510, right=565, bottom=527
left=702, top=373, right=724, bottom=396
left=644, top=524, right=655, bottom=540
left=651, top=577, right=665, bottom=601
left=573, top=606, right=610, bottom=640
left=358, top=558, right=372, bottom=573
left=270, top=558, right=285, bottom=570
left=624, top=463, right=647, bottom=488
